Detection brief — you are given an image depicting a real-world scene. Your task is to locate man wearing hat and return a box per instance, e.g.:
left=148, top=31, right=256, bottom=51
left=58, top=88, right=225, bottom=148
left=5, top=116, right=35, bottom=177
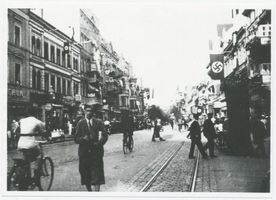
left=74, top=105, right=108, bottom=191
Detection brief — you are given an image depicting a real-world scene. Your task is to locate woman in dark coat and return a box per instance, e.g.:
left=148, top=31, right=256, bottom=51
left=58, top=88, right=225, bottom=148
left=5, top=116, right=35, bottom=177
left=74, top=107, right=108, bottom=192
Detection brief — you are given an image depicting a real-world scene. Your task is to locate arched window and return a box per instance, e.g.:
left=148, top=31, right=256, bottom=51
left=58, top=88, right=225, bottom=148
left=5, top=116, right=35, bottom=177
left=32, top=69, right=36, bottom=89
left=36, top=38, right=41, bottom=56
left=37, top=70, right=41, bottom=90
left=31, top=36, right=36, bottom=54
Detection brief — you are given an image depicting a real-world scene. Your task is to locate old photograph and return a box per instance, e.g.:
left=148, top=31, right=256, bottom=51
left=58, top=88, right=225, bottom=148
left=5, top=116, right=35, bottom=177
left=3, top=1, right=273, bottom=198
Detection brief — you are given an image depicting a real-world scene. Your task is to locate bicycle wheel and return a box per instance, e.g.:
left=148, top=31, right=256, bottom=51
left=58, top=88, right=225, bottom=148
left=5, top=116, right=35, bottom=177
left=129, top=137, right=134, bottom=152
left=38, top=157, right=54, bottom=191
left=7, top=166, right=28, bottom=191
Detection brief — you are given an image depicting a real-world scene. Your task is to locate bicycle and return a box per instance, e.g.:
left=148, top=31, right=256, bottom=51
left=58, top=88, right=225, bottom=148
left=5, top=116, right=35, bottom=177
left=123, top=133, right=134, bottom=154
left=7, top=140, right=54, bottom=191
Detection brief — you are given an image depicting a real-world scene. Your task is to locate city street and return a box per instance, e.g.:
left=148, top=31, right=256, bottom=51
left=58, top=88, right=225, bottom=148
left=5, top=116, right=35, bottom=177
left=5, top=7, right=272, bottom=196
left=8, top=126, right=194, bottom=191
left=7, top=125, right=270, bottom=192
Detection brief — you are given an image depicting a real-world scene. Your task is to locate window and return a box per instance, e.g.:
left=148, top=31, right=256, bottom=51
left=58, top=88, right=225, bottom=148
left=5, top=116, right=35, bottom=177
left=31, top=36, right=36, bottom=53
left=62, top=79, right=66, bottom=95
left=57, top=49, right=61, bottom=65
left=44, top=42, right=49, bottom=60
left=74, top=81, right=79, bottom=95
left=73, top=57, right=79, bottom=71
left=45, top=73, right=49, bottom=91
left=14, top=25, right=21, bottom=46
left=67, top=54, right=71, bottom=68
left=36, top=39, right=41, bottom=56
left=51, top=75, right=55, bottom=92
left=67, top=80, right=71, bottom=95
left=130, top=100, right=136, bottom=109
left=62, top=51, right=66, bottom=67
left=121, top=96, right=128, bottom=107
left=37, top=71, right=41, bottom=90
left=50, top=45, right=55, bottom=63
left=15, top=64, right=21, bottom=84
left=32, top=69, right=36, bottom=89
left=57, top=77, right=61, bottom=93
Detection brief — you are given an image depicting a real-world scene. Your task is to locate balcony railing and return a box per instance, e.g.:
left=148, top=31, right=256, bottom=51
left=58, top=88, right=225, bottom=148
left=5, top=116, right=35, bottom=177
left=82, top=96, right=102, bottom=105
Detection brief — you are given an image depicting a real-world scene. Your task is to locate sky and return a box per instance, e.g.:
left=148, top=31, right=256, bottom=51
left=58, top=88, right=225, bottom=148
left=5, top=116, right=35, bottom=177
left=40, top=3, right=233, bottom=109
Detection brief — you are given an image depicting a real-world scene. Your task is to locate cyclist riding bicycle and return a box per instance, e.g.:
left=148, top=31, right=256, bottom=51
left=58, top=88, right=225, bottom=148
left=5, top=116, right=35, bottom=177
left=121, top=111, right=134, bottom=148
left=17, top=113, right=47, bottom=183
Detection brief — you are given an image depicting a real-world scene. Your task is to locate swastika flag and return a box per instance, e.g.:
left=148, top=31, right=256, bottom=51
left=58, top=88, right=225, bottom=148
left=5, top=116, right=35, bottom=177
left=208, top=54, right=224, bottom=80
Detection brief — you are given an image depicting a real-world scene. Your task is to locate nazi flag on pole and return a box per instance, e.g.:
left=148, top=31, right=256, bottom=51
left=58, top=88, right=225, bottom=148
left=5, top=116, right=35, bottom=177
left=208, top=54, right=224, bottom=80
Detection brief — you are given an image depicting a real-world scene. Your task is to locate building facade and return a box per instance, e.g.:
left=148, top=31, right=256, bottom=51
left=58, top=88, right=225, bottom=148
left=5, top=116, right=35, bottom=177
left=7, top=8, right=145, bottom=134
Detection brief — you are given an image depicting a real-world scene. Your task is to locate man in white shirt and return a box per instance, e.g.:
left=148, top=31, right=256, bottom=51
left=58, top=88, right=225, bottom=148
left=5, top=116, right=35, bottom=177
left=17, top=115, right=46, bottom=180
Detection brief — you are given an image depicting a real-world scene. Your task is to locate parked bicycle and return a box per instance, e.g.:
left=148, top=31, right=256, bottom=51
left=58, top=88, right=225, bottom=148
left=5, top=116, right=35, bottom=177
left=123, top=134, right=134, bottom=154
left=7, top=140, right=54, bottom=191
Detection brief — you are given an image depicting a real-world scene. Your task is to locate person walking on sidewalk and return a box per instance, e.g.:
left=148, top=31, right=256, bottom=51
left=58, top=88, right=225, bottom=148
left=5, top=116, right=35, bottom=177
left=203, top=113, right=217, bottom=158
left=250, top=115, right=267, bottom=158
left=74, top=106, right=108, bottom=192
left=187, top=114, right=208, bottom=159
left=152, top=117, right=165, bottom=141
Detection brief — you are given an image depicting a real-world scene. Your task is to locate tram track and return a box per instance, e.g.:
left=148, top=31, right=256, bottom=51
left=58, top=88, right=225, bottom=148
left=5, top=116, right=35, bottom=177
left=139, top=142, right=200, bottom=192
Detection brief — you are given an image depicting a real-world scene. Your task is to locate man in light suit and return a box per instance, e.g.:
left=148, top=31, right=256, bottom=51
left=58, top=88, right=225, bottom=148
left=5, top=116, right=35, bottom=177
left=74, top=106, right=108, bottom=192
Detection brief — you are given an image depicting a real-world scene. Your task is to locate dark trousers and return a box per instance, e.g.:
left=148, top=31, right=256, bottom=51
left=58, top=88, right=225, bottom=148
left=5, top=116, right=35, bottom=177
left=152, top=126, right=161, bottom=140
left=189, top=138, right=207, bottom=157
left=204, top=138, right=215, bottom=156
left=123, top=131, right=133, bottom=145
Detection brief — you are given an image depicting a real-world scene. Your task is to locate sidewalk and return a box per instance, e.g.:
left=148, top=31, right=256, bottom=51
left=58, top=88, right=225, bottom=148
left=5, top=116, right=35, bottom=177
left=196, top=137, right=270, bottom=192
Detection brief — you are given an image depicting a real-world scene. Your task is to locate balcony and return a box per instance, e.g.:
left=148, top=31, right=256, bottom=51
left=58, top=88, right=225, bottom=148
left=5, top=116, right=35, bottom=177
left=86, top=70, right=103, bottom=84
left=82, top=96, right=102, bottom=106
left=106, top=82, right=121, bottom=94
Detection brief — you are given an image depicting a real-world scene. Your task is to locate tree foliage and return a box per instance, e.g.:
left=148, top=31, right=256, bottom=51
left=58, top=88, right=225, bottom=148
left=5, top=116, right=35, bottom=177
left=148, top=105, right=169, bottom=122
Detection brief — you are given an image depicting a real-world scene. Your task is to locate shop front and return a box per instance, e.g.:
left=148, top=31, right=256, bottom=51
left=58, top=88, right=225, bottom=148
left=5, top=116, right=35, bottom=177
left=223, top=67, right=252, bottom=156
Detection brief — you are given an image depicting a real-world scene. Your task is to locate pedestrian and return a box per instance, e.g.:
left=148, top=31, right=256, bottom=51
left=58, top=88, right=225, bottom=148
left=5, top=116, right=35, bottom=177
left=152, top=117, right=165, bottom=141
left=187, top=114, right=208, bottom=159
left=74, top=106, right=108, bottom=192
left=250, top=115, right=267, bottom=158
left=11, top=119, right=20, bottom=148
left=178, top=118, right=183, bottom=132
left=203, top=113, right=217, bottom=157
left=170, top=118, right=174, bottom=130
